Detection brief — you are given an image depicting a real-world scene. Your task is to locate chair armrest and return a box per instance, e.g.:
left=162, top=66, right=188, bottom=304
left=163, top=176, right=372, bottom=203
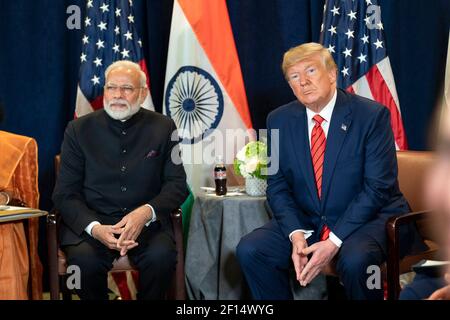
left=385, top=210, right=432, bottom=300
left=387, top=210, right=432, bottom=237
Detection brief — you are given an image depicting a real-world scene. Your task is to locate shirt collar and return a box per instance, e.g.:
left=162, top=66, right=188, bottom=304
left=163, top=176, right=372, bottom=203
left=306, top=89, right=337, bottom=125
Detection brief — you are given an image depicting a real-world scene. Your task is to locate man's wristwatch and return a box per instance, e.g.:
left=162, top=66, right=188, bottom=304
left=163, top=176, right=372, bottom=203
left=0, top=191, right=10, bottom=205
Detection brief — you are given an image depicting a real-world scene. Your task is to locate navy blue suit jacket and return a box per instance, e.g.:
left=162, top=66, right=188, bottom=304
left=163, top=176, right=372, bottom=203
left=266, top=89, right=409, bottom=247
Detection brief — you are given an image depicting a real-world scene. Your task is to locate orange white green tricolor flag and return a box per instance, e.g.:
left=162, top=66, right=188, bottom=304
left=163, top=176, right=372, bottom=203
left=163, top=0, right=253, bottom=196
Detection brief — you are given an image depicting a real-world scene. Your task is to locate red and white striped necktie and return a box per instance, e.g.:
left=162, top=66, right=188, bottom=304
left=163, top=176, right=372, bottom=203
left=311, top=114, right=330, bottom=241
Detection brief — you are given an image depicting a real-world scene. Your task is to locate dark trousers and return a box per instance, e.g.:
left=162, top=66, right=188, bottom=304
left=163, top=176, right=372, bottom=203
left=399, top=273, right=446, bottom=300
left=236, top=219, right=386, bottom=300
left=63, top=223, right=177, bottom=300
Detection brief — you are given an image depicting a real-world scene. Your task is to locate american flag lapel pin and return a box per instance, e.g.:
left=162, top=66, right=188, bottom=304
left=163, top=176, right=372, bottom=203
left=341, top=124, right=347, bottom=131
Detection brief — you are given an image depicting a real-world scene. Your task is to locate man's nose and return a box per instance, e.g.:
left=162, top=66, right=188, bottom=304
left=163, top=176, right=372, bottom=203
left=299, top=76, right=309, bottom=86
left=113, top=89, right=123, bottom=99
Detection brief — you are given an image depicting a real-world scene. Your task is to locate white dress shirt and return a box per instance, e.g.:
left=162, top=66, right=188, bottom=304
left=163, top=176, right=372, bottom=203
left=289, top=89, right=342, bottom=248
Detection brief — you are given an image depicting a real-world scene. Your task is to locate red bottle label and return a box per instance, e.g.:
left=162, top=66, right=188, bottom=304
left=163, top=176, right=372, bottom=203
left=214, top=171, right=227, bottom=179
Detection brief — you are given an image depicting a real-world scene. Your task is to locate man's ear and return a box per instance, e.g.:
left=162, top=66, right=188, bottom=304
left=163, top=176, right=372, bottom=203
left=139, top=87, right=149, bottom=105
left=328, top=68, right=337, bottom=84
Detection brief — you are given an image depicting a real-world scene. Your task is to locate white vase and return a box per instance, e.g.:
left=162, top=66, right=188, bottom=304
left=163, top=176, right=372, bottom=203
left=245, top=177, right=267, bottom=196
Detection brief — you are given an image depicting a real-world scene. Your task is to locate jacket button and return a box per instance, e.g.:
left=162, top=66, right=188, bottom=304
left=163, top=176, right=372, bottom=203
left=321, top=216, right=327, bottom=221
left=121, top=186, right=127, bottom=192
left=121, top=130, right=127, bottom=135
left=122, top=149, right=127, bottom=154
left=121, top=165, right=126, bottom=172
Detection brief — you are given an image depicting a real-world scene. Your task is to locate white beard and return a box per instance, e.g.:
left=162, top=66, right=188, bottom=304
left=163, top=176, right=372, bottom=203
left=104, top=98, right=141, bottom=121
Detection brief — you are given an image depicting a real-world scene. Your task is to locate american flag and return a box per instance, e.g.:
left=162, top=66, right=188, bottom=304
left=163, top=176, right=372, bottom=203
left=320, top=0, right=407, bottom=150
left=75, top=0, right=154, bottom=118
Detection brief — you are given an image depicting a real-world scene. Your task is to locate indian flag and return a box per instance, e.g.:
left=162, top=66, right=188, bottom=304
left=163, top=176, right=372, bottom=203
left=164, top=0, right=253, bottom=238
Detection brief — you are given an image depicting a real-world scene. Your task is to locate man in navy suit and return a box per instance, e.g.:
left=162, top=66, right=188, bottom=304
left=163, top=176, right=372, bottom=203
left=237, top=43, right=410, bottom=300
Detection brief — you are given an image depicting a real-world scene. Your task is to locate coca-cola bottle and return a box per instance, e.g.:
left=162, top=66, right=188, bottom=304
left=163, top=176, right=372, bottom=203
left=214, top=155, right=227, bottom=196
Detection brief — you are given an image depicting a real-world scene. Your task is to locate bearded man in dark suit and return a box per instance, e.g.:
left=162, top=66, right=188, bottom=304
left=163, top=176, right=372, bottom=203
left=53, top=60, right=188, bottom=300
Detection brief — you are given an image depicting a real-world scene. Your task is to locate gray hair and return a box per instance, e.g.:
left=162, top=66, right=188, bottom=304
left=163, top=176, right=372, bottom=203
left=104, top=60, right=147, bottom=87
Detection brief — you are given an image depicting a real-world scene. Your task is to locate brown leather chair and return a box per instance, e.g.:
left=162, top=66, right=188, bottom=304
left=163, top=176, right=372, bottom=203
left=47, top=155, right=186, bottom=300
left=385, top=151, right=441, bottom=300
left=322, top=151, right=441, bottom=300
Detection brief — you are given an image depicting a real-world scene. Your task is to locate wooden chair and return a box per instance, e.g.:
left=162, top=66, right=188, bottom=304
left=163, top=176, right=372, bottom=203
left=321, top=151, right=441, bottom=299
left=47, top=155, right=186, bottom=300
left=385, top=151, right=442, bottom=299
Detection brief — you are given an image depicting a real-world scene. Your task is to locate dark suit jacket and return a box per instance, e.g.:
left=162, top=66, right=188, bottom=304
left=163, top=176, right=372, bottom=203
left=53, top=109, right=189, bottom=246
left=266, top=89, right=410, bottom=247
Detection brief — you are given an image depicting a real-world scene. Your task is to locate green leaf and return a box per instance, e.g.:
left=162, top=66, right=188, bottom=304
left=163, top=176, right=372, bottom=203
left=233, top=158, right=242, bottom=176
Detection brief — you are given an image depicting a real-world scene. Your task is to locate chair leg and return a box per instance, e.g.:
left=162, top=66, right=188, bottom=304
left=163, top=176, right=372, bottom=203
left=170, top=209, right=186, bottom=300
left=49, top=270, right=60, bottom=300
left=47, top=209, right=60, bottom=300
left=173, top=257, right=186, bottom=300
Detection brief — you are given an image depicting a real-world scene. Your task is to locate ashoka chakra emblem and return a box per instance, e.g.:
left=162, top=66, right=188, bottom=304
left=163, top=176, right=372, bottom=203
left=165, top=66, right=224, bottom=144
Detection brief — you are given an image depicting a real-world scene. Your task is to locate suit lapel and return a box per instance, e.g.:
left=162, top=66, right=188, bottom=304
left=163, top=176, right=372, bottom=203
left=289, top=106, right=320, bottom=211
left=321, top=90, right=352, bottom=210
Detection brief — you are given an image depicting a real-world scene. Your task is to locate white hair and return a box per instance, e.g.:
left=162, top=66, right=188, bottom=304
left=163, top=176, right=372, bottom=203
left=104, top=60, right=147, bottom=87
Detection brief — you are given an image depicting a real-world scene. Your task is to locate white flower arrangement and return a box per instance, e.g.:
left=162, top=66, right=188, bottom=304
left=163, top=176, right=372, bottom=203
left=233, top=141, right=268, bottom=179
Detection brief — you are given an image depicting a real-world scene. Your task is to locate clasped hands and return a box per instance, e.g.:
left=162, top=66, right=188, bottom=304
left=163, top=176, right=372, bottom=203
left=92, top=205, right=152, bottom=256
left=291, top=232, right=339, bottom=287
